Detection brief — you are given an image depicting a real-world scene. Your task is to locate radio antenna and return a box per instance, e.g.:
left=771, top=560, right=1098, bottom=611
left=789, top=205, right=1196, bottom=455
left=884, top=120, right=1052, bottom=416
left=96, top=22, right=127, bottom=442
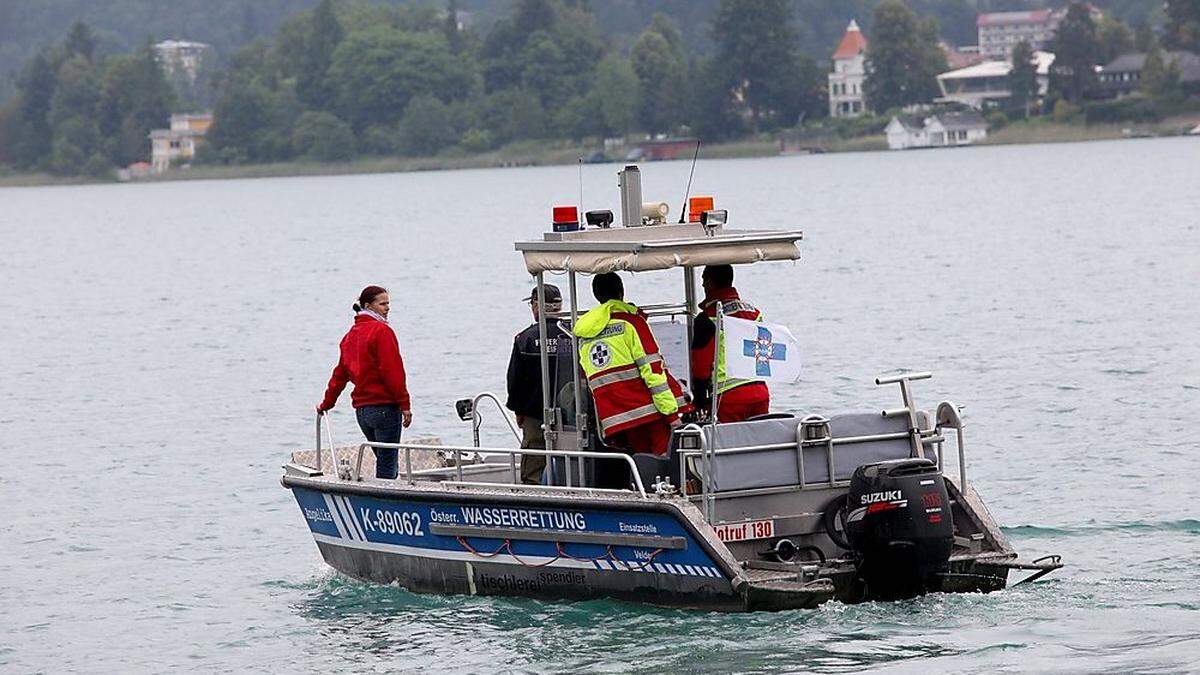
left=677, top=139, right=701, bottom=223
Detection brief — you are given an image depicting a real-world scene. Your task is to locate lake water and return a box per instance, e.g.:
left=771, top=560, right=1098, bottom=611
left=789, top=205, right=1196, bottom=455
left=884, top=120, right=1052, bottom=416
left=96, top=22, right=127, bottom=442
left=2, top=138, right=1198, bottom=673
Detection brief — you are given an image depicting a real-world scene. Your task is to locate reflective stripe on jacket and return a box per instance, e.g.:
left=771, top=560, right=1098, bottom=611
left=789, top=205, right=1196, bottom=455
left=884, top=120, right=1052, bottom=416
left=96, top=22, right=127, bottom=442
left=573, top=299, right=691, bottom=439
left=691, top=288, right=766, bottom=396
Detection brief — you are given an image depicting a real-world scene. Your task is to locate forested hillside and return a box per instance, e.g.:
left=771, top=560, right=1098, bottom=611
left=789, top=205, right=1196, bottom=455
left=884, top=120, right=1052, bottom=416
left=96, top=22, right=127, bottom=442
left=0, top=0, right=1165, bottom=101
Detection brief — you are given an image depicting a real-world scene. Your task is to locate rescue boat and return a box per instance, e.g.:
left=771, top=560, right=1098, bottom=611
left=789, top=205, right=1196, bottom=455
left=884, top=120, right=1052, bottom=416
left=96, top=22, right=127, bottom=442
left=282, top=166, right=1062, bottom=611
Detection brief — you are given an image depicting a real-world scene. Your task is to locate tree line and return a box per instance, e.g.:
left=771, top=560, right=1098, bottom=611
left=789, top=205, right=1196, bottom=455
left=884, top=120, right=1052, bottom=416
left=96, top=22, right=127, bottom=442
left=2, top=0, right=1199, bottom=175
left=0, top=0, right=1167, bottom=106
left=862, top=0, right=1200, bottom=123
left=0, top=23, right=173, bottom=176
left=1030, top=0, right=1200, bottom=122
left=200, top=0, right=828, bottom=165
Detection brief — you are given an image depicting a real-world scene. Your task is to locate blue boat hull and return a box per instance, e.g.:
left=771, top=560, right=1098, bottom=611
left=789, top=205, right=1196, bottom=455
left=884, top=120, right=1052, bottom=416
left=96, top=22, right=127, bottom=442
left=287, top=483, right=780, bottom=610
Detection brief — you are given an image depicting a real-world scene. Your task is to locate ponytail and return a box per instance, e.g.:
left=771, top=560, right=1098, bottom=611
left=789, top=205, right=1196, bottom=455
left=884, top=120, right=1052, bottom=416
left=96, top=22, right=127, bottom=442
left=355, top=285, right=387, bottom=313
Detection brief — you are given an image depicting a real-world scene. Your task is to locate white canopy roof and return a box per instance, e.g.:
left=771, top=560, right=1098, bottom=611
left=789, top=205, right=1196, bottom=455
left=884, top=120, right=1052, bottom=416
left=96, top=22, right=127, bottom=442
left=515, top=223, right=803, bottom=275
left=938, top=50, right=1056, bottom=81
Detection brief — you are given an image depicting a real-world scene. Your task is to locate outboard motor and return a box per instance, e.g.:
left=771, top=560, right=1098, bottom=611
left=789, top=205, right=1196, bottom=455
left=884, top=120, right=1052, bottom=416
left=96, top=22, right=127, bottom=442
left=844, top=458, right=953, bottom=599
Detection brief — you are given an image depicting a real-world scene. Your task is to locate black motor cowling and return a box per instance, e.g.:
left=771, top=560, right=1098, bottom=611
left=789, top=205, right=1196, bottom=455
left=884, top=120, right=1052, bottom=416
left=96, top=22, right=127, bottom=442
left=844, top=458, right=954, bottom=599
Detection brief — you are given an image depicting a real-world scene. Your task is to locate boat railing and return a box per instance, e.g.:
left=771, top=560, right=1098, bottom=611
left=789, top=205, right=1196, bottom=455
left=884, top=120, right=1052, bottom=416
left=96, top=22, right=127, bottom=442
left=465, top=391, right=523, bottom=447
left=313, top=414, right=649, bottom=497
left=546, top=301, right=689, bottom=322
left=355, top=441, right=650, bottom=498
left=674, top=372, right=968, bottom=519
left=309, top=410, right=648, bottom=494
left=676, top=422, right=949, bottom=514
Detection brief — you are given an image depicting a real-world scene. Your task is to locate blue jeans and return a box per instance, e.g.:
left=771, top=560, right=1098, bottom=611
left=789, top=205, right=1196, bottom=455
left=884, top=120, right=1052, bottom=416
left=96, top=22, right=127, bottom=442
left=356, top=405, right=402, bottom=479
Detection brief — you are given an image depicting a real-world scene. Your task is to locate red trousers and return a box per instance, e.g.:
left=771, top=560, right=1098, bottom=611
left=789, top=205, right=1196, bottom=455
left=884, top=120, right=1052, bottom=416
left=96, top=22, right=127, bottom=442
left=608, top=416, right=674, bottom=456
left=716, top=382, right=770, bottom=423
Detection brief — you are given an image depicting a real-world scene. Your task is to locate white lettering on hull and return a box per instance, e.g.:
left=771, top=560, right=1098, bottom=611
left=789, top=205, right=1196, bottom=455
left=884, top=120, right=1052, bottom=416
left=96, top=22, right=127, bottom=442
left=459, top=506, right=587, bottom=531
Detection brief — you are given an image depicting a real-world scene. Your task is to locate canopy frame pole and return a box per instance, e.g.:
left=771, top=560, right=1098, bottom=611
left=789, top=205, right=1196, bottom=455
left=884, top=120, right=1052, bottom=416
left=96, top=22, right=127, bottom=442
left=705, top=302, right=723, bottom=522
left=535, top=272, right=560, bottom=485
left=569, top=271, right=585, bottom=455
left=683, top=266, right=697, bottom=375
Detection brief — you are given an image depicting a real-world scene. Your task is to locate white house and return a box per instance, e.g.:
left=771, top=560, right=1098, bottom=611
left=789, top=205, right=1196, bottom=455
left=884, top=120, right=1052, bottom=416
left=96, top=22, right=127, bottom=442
left=885, top=116, right=927, bottom=150
left=154, top=40, right=213, bottom=84
left=886, top=111, right=988, bottom=150
left=828, top=20, right=868, bottom=118
left=149, top=112, right=213, bottom=171
left=936, top=51, right=1055, bottom=109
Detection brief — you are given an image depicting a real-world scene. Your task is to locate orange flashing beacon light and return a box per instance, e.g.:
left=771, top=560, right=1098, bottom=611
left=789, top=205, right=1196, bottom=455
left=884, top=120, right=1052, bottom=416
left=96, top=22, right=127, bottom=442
left=688, top=196, right=714, bottom=223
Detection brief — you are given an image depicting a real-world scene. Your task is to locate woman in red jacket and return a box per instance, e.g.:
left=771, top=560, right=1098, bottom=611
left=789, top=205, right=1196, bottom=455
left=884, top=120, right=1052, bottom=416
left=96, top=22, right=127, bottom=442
left=317, top=285, right=412, bottom=479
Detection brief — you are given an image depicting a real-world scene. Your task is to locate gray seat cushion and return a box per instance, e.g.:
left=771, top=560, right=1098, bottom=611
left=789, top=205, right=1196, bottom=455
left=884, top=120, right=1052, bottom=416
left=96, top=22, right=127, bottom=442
left=696, top=412, right=934, bottom=492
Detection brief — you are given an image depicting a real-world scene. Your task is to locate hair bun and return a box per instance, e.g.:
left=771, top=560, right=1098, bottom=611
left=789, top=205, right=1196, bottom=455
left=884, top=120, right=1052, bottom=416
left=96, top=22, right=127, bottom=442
left=352, top=302, right=362, bottom=312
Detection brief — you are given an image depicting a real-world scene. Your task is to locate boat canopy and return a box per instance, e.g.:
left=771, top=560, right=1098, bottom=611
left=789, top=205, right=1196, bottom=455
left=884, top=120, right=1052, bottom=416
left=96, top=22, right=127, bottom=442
left=515, top=224, right=803, bottom=275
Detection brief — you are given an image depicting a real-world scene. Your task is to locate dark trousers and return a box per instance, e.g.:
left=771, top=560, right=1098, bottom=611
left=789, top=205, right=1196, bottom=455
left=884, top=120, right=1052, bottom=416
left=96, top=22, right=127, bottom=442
left=356, top=404, right=402, bottom=479
left=519, top=416, right=547, bottom=485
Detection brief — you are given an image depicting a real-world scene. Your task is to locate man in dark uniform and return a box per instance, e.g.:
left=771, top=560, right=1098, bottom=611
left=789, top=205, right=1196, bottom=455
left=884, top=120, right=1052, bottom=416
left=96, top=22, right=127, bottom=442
left=506, top=284, right=568, bottom=484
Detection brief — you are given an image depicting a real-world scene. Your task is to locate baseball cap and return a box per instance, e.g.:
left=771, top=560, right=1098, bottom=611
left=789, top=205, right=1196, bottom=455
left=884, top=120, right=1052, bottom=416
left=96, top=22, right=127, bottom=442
left=522, top=284, right=562, bottom=304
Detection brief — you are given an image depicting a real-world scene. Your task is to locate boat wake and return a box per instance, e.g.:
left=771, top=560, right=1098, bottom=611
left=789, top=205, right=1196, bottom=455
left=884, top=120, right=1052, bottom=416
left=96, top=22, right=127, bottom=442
left=1003, top=518, right=1200, bottom=538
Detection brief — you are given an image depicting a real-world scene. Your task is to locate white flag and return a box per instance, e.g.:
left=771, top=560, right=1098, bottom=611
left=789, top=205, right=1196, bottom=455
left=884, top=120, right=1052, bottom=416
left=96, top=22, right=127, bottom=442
left=721, top=316, right=803, bottom=384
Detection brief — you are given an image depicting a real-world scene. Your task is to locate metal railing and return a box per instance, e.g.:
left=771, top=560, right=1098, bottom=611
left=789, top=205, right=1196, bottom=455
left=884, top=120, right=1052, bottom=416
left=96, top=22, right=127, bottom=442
left=675, top=424, right=945, bottom=507
left=355, top=441, right=650, bottom=498
left=313, top=414, right=649, bottom=498
left=316, top=411, right=340, bottom=477
left=467, top=391, right=523, bottom=447
left=311, top=372, right=969, bottom=514
left=674, top=372, right=964, bottom=517
left=935, top=401, right=968, bottom=491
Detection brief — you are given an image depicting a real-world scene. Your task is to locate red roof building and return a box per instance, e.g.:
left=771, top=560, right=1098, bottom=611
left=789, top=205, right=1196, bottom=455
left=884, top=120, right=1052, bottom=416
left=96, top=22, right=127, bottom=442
left=943, top=42, right=985, bottom=71
left=828, top=20, right=869, bottom=118
left=832, top=20, right=868, bottom=60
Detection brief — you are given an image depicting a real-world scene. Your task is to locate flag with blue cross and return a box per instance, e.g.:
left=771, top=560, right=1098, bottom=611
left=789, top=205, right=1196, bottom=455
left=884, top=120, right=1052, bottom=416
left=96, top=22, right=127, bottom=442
left=721, top=316, right=803, bottom=383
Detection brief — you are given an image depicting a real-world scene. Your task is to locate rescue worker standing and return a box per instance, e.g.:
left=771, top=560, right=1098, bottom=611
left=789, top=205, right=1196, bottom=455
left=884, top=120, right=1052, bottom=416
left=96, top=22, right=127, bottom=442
left=690, top=264, right=771, bottom=422
left=505, top=284, right=568, bottom=484
left=573, top=273, right=691, bottom=456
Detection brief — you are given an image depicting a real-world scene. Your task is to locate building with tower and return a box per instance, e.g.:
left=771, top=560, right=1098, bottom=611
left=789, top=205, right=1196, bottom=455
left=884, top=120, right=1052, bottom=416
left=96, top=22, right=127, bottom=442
left=828, top=20, right=869, bottom=119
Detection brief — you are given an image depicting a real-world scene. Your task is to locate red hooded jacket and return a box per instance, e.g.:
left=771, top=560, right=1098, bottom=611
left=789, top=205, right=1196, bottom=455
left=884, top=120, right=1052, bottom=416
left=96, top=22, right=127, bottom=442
left=319, top=314, right=411, bottom=411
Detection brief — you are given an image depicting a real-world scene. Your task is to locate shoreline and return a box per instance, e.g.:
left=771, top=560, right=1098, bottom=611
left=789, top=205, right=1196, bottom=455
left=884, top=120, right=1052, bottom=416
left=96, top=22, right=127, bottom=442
left=2, top=119, right=1195, bottom=188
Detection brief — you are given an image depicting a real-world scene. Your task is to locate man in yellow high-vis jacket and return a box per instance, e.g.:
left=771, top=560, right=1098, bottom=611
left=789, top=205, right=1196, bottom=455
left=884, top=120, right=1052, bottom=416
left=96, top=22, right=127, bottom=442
left=573, top=273, right=691, bottom=456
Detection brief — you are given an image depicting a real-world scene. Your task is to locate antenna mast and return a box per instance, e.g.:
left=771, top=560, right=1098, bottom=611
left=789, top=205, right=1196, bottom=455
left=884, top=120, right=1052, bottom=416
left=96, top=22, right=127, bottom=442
left=677, top=139, right=701, bottom=223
